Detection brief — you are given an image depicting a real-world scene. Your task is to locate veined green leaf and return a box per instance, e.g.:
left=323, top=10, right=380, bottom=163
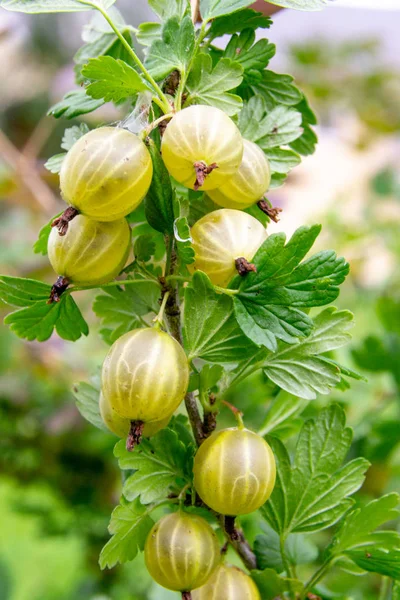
left=82, top=56, right=149, bottom=102
left=0, top=0, right=116, bottom=13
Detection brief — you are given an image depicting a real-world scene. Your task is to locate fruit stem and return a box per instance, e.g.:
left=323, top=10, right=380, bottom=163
left=84, top=1, right=171, bottom=114
left=182, top=593, right=192, bottom=600
left=141, top=113, right=174, bottom=140
left=48, top=276, right=70, bottom=304
left=52, top=206, right=79, bottom=236
left=153, top=290, right=170, bottom=330
left=222, top=400, right=245, bottom=429
left=126, top=420, right=145, bottom=451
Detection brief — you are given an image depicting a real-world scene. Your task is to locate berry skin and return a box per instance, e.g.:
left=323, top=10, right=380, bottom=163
left=208, top=139, right=271, bottom=210
left=161, top=105, right=243, bottom=191
left=101, top=328, right=189, bottom=422
left=193, top=428, right=276, bottom=516
left=189, top=209, right=267, bottom=287
left=48, top=214, right=130, bottom=286
left=192, top=564, right=261, bottom=600
left=59, top=127, right=153, bottom=221
left=99, top=393, right=170, bottom=438
left=144, top=511, right=220, bottom=592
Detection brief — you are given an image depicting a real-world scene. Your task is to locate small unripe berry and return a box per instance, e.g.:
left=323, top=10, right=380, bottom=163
left=208, top=140, right=271, bottom=209
left=189, top=209, right=267, bottom=287
left=60, top=127, right=153, bottom=221
left=161, top=105, right=243, bottom=191
left=145, top=511, right=220, bottom=592
left=48, top=214, right=130, bottom=286
left=101, top=328, right=189, bottom=422
left=192, top=564, right=261, bottom=600
left=99, top=393, right=170, bottom=438
left=193, top=428, right=276, bottom=516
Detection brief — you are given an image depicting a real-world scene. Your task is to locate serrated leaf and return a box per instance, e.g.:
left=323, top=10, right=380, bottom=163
left=33, top=215, right=61, bottom=256
left=4, top=294, right=89, bottom=342
left=255, top=524, right=318, bottom=573
left=72, top=380, right=108, bottom=432
left=268, top=0, right=327, bottom=10
left=136, top=22, right=162, bottom=48
left=133, top=235, right=156, bottom=263
left=148, top=0, right=187, bottom=20
left=208, top=9, right=271, bottom=40
left=144, top=139, right=174, bottom=234
left=92, top=279, right=160, bottom=344
left=234, top=226, right=349, bottom=351
left=82, top=56, right=149, bottom=103
left=261, top=405, right=370, bottom=535
left=145, top=16, right=195, bottom=80
left=48, top=90, right=104, bottom=119
left=44, top=153, right=66, bottom=174
left=289, top=96, right=318, bottom=156
left=0, top=276, right=50, bottom=306
left=250, top=70, right=303, bottom=110
left=174, top=216, right=195, bottom=265
left=61, top=123, right=90, bottom=150
left=239, top=98, right=303, bottom=149
left=99, top=497, right=154, bottom=569
left=185, top=54, right=243, bottom=117
left=200, top=0, right=254, bottom=20
left=183, top=271, right=259, bottom=363
left=264, top=148, right=301, bottom=174
left=224, top=30, right=276, bottom=73
left=251, top=568, right=303, bottom=599
left=0, top=0, right=117, bottom=13
left=115, top=426, right=194, bottom=504
left=258, top=391, right=309, bottom=437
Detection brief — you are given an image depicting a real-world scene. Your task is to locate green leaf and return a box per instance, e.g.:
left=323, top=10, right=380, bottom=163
left=185, top=54, right=243, bottom=117
left=93, top=279, right=160, bottom=344
left=263, top=308, right=354, bottom=400
left=255, top=524, right=318, bottom=573
left=289, top=97, right=318, bottom=156
left=251, top=568, right=303, bottom=600
left=114, top=426, right=194, bottom=504
left=352, top=335, right=400, bottom=379
left=133, top=235, right=156, bottom=263
left=33, top=215, right=61, bottom=256
left=174, top=216, right=195, bottom=265
left=207, top=9, right=271, bottom=40
left=0, top=276, right=50, bottom=306
left=267, top=0, right=327, bottom=10
left=148, top=0, right=187, bottom=20
left=144, top=139, right=174, bottom=234
left=48, top=90, right=104, bottom=119
left=82, top=56, right=149, bottom=103
left=261, top=404, right=370, bottom=535
left=44, top=153, right=66, bottom=174
left=99, top=497, right=154, bottom=569
left=239, top=98, right=303, bottom=149
left=145, top=16, right=195, bottom=80
left=183, top=271, right=259, bottom=363
left=264, top=148, right=301, bottom=174
left=250, top=70, right=303, bottom=110
left=61, top=123, right=90, bottom=150
left=136, top=22, right=162, bottom=48
left=224, top=30, right=275, bottom=73
left=234, top=226, right=349, bottom=351
left=258, top=391, right=309, bottom=437
left=0, top=0, right=116, bottom=13
left=72, top=380, right=108, bottom=432
left=200, top=0, right=254, bottom=20
left=4, top=295, right=89, bottom=342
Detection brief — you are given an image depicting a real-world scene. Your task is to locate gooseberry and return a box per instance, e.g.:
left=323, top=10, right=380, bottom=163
left=189, top=209, right=267, bottom=287
left=144, top=511, right=220, bottom=592
left=48, top=214, right=130, bottom=286
left=59, top=126, right=153, bottom=223
left=192, top=564, right=261, bottom=600
left=161, top=105, right=243, bottom=191
left=208, top=139, right=271, bottom=209
left=193, top=427, right=276, bottom=516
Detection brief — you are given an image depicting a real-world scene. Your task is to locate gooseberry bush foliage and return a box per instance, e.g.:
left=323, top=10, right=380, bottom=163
left=1, top=0, right=399, bottom=598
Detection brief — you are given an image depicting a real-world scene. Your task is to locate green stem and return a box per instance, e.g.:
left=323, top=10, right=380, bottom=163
left=80, top=0, right=170, bottom=114
left=302, top=559, right=334, bottom=599
left=141, top=113, right=174, bottom=140
left=174, top=21, right=208, bottom=111
left=214, top=286, right=239, bottom=296
left=67, top=278, right=160, bottom=294
left=153, top=291, right=170, bottom=329
left=280, top=534, right=296, bottom=599
left=166, top=275, right=191, bottom=284
left=379, top=576, right=390, bottom=600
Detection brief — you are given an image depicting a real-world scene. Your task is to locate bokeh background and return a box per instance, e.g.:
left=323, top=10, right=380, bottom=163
left=0, top=2, right=400, bottom=599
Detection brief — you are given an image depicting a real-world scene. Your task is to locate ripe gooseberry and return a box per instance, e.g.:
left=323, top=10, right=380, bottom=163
left=101, top=328, right=189, bottom=423
left=193, top=427, right=276, bottom=516
left=161, top=105, right=243, bottom=191
left=48, top=214, right=130, bottom=286
left=99, top=393, right=170, bottom=439
left=144, top=511, right=220, bottom=593
left=192, top=564, right=261, bottom=600
left=58, top=127, right=153, bottom=226
left=208, top=139, right=271, bottom=209
left=188, top=209, right=267, bottom=287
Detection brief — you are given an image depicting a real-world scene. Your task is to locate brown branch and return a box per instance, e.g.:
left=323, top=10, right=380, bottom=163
left=224, top=516, right=258, bottom=571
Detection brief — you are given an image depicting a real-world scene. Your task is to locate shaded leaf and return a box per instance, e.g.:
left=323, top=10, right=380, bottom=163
left=144, top=139, right=174, bottom=234
left=48, top=90, right=104, bottom=119
left=72, top=380, right=108, bottom=432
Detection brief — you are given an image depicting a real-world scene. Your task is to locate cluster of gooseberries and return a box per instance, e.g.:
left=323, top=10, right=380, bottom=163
left=46, top=104, right=275, bottom=598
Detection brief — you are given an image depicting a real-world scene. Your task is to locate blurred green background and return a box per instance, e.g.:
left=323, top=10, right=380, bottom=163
left=0, top=3, right=400, bottom=599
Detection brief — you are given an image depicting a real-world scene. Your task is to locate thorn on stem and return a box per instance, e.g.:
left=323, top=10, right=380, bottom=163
left=193, top=161, right=218, bottom=191
left=235, top=257, right=257, bottom=277
left=257, top=199, right=282, bottom=223
left=48, top=276, right=69, bottom=304
left=52, top=206, right=79, bottom=236
left=126, top=420, right=145, bottom=451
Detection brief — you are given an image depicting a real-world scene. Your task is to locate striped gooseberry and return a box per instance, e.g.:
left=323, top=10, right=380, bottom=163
left=208, top=139, right=271, bottom=209
left=161, top=105, right=243, bottom=191
left=58, top=127, right=153, bottom=224
left=192, top=564, right=261, bottom=600
left=47, top=214, right=130, bottom=286
left=144, top=511, right=220, bottom=593
left=101, top=328, right=189, bottom=423
left=99, top=393, right=170, bottom=439
left=188, top=209, right=267, bottom=287
left=193, top=427, right=276, bottom=516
